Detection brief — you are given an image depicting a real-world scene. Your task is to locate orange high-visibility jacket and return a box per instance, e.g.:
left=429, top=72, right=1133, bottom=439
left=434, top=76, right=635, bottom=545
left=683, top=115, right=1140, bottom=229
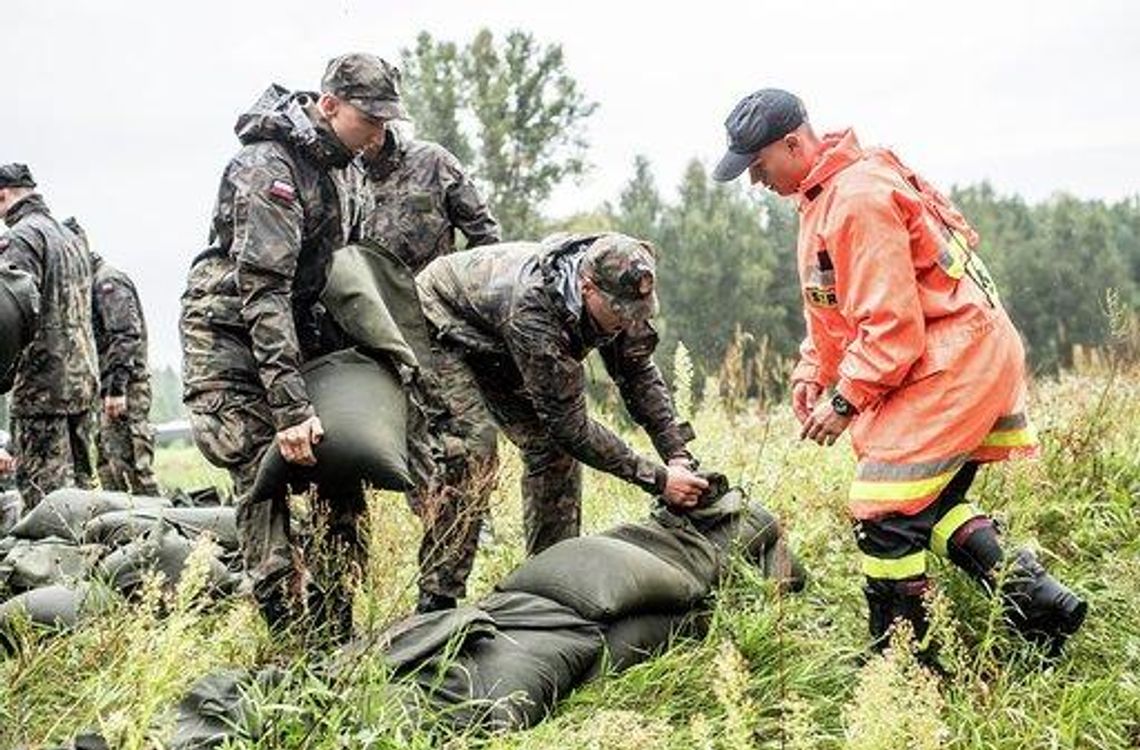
left=789, top=130, right=1038, bottom=520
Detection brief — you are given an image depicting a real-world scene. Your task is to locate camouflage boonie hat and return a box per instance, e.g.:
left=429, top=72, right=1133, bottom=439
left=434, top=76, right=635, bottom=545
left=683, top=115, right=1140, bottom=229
left=582, top=234, right=659, bottom=323
left=321, top=53, right=408, bottom=121
left=0, top=163, right=36, bottom=189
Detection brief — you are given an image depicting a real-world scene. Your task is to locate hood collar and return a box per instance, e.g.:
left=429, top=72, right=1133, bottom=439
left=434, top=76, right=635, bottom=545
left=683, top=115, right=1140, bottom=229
left=795, top=128, right=863, bottom=209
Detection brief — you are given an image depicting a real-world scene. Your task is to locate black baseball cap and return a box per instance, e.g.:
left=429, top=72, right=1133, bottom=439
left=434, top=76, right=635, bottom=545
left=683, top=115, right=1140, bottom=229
left=712, top=89, right=807, bottom=182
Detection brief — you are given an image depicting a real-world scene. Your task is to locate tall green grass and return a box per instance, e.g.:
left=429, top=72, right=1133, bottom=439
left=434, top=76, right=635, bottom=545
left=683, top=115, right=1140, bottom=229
left=2, top=367, right=1138, bottom=749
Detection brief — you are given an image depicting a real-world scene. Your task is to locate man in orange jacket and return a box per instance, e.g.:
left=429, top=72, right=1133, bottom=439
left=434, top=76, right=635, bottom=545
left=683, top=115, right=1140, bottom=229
left=712, top=89, right=1086, bottom=657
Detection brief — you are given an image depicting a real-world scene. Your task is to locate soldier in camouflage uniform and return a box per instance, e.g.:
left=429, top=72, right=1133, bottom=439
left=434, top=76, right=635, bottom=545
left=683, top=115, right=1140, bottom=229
left=0, top=164, right=99, bottom=510
left=359, top=124, right=503, bottom=596
left=413, top=233, right=709, bottom=612
left=178, top=53, right=402, bottom=636
left=64, top=218, right=161, bottom=496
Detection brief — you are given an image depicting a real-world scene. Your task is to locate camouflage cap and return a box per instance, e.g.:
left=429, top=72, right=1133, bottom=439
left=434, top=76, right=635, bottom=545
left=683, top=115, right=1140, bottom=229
left=321, top=53, right=408, bottom=121
left=582, top=234, right=659, bottom=323
left=0, top=163, right=36, bottom=189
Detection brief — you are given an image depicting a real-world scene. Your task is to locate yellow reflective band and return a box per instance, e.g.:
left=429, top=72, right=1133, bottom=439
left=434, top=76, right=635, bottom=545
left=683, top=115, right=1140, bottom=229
left=981, top=424, right=1039, bottom=448
left=862, top=552, right=927, bottom=580
left=930, top=503, right=982, bottom=558
left=848, top=468, right=957, bottom=503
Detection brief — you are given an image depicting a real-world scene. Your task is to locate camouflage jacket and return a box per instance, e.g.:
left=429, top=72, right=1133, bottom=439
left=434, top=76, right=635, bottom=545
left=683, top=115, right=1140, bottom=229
left=0, top=194, right=98, bottom=416
left=180, top=85, right=361, bottom=429
left=362, top=126, right=500, bottom=274
left=91, top=256, right=149, bottom=396
left=416, top=235, right=694, bottom=493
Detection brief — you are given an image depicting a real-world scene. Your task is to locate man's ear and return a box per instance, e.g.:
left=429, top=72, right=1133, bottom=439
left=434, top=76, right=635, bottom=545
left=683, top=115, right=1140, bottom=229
left=784, top=132, right=801, bottom=153
left=317, top=93, right=339, bottom=118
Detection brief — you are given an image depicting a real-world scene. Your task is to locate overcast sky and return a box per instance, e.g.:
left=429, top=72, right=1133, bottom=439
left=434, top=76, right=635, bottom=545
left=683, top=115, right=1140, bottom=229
left=6, top=0, right=1138, bottom=368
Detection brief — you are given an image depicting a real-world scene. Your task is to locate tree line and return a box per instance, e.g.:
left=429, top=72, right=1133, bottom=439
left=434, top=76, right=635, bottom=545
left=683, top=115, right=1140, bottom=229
left=137, top=28, right=1138, bottom=422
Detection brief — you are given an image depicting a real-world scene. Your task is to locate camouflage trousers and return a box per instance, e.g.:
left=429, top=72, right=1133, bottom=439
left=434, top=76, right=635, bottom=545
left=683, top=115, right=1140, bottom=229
left=186, top=387, right=365, bottom=639
left=10, top=411, right=97, bottom=509
left=414, top=341, right=577, bottom=600
left=96, top=379, right=160, bottom=496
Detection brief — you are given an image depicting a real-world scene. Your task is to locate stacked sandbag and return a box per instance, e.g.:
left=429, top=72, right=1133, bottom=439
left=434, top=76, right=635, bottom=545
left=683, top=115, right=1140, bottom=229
left=0, top=489, right=240, bottom=641
left=0, top=582, right=116, bottom=632
left=167, top=480, right=808, bottom=745
left=0, top=490, right=22, bottom=537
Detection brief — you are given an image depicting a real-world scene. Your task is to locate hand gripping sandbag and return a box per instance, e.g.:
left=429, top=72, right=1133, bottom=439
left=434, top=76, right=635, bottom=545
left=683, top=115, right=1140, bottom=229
left=0, top=263, right=40, bottom=393
left=8, top=488, right=170, bottom=543
left=496, top=536, right=708, bottom=621
left=250, top=347, right=412, bottom=505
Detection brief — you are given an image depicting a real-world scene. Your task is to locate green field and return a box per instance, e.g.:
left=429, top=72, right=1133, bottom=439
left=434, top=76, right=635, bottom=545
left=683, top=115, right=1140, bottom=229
left=2, top=366, right=1138, bottom=749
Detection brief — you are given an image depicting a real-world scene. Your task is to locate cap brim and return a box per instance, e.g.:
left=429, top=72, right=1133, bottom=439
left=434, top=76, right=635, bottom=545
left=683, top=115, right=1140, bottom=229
left=353, top=99, right=409, bottom=121
left=712, top=148, right=755, bottom=182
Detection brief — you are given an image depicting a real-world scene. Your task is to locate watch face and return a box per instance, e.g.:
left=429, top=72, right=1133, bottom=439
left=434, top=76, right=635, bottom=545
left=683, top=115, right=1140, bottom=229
left=831, top=394, right=852, bottom=416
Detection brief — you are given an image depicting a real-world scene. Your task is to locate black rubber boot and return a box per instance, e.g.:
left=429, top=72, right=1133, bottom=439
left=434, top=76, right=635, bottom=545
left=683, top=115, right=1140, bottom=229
left=416, top=590, right=457, bottom=614
left=947, top=516, right=1004, bottom=593
left=1001, top=548, right=1088, bottom=657
left=864, top=576, right=932, bottom=653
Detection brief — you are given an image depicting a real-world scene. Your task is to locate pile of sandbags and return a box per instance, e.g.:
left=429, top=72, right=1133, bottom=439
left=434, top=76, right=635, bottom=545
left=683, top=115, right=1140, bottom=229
left=167, top=480, right=807, bottom=746
left=0, top=488, right=239, bottom=638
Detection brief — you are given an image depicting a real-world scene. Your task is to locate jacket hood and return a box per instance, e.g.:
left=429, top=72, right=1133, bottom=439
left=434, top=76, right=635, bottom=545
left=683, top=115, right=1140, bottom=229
left=234, top=85, right=354, bottom=168
left=796, top=128, right=863, bottom=207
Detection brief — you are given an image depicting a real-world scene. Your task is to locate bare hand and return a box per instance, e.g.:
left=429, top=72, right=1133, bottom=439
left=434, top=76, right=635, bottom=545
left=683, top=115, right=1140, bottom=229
left=276, top=415, right=324, bottom=466
left=791, top=381, right=824, bottom=424
left=799, top=399, right=852, bottom=446
left=0, top=449, right=15, bottom=476
left=103, top=394, right=128, bottom=419
left=662, top=465, right=709, bottom=509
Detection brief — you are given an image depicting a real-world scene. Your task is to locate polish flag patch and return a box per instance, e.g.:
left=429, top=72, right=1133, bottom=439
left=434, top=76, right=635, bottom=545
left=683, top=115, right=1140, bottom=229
left=268, top=180, right=297, bottom=204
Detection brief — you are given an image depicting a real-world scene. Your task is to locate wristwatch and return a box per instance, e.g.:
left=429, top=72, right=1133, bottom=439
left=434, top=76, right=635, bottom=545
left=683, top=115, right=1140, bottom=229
left=831, top=392, right=857, bottom=417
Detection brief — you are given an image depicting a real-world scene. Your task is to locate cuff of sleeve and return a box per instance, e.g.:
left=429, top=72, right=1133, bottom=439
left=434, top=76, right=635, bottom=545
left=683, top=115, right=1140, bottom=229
left=836, top=379, right=876, bottom=413
left=271, top=402, right=315, bottom=431
left=791, top=360, right=820, bottom=385
left=632, top=456, right=667, bottom=494
left=105, top=371, right=129, bottom=397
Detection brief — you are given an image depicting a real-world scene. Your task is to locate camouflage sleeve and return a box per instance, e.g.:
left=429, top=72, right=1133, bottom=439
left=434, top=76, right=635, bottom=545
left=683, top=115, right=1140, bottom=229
left=0, top=232, right=44, bottom=289
left=93, top=279, right=144, bottom=396
left=442, top=160, right=502, bottom=248
left=504, top=308, right=666, bottom=494
left=230, top=155, right=314, bottom=430
left=601, top=322, right=696, bottom=462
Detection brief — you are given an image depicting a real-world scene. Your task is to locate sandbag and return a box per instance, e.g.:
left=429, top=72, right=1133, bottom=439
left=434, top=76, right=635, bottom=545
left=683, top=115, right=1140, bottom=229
left=0, top=263, right=40, bottom=392
left=97, top=525, right=238, bottom=595
left=0, top=489, right=22, bottom=536
left=593, top=612, right=696, bottom=676
left=9, top=488, right=170, bottom=543
left=496, top=536, right=707, bottom=622
left=0, top=538, right=107, bottom=593
left=0, top=581, right=116, bottom=631
left=250, top=347, right=412, bottom=504
left=82, top=506, right=238, bottom=551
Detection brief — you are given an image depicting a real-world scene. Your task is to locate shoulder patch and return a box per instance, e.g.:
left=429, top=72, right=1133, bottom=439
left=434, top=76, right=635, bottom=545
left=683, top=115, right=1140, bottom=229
left=268, top=179, right=297, bottom=204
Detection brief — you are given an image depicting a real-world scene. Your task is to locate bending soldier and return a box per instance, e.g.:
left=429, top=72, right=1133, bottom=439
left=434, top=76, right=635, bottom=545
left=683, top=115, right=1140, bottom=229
left=414, top=233, right=708, bottom=612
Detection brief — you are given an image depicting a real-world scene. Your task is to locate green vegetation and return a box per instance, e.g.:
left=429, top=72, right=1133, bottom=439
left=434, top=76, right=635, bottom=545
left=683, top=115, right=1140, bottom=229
left=3, top=359, right=1137, bottom=748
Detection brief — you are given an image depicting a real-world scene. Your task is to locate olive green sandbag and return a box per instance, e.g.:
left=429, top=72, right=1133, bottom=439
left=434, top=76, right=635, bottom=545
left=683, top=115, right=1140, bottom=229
left=8, top=488, right=170, bottom=543
left=97, top=524, right=239, bottom=595
left=496, top=536, right=708, bottom=622
left=82, top=506, right=238, bottom=551
left=250, top=347, right=412, bottom=503
left=0, top=581, right=116, bottom=630
left=0, top=538, right=107, bottom=593
left=0, top=263, right=40, bottom=392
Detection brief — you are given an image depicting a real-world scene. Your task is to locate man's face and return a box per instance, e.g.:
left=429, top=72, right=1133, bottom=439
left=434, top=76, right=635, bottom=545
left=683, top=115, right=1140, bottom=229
left=322, top=96, right=386, bottom=154
left=748, top=134, right=810, bottom=196
left=582, top=279, right=629, bottom=335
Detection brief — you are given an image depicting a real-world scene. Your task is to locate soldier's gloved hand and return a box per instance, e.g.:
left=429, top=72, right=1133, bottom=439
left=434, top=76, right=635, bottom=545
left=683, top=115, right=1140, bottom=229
left=103, top=395, right=128, bottom=419
left=791, top=380, right=824, bottom=424
left=0, top=448, right=15, bottom=476
left=277, top=415, right=325, bottom=466
left=662, top=465, right=708, bottom=509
